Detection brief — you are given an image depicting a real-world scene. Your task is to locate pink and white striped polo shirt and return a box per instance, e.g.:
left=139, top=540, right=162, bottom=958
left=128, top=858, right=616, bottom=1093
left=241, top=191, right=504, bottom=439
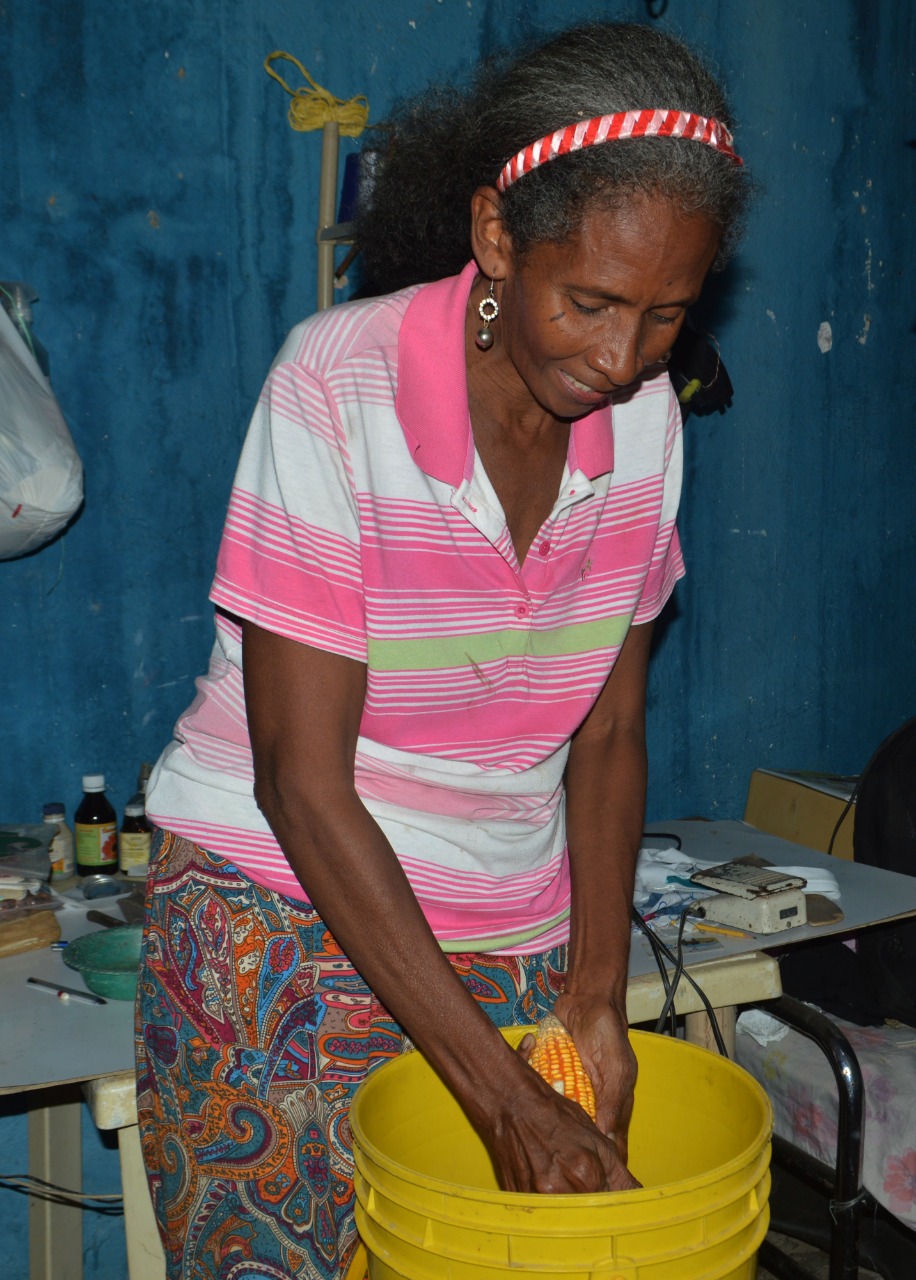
left=147, top=261, right=685, bottom=953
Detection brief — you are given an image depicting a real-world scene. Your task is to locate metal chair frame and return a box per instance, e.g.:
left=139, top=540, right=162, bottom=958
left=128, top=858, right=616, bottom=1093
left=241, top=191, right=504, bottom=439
left=749, top=994, right=866, bottom=1280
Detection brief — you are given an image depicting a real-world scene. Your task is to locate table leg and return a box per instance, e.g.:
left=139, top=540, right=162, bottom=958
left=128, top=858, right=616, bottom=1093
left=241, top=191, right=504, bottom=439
left=118, top=1124, right=166, bottom=1280
left=684, top=1004, right=737, bottom=1057
left=27, top=1085, right=83, bottom=1280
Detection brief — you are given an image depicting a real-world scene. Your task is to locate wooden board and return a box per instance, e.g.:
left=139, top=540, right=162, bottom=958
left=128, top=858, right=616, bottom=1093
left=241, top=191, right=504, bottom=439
left=0, top=909, right=61, bottom=958
left=744, top=769, right=856, bottom=860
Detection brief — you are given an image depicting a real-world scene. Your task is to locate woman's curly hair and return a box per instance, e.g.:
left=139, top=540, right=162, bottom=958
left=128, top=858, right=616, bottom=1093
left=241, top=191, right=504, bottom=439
left=356, top=22, right=752, bottom=295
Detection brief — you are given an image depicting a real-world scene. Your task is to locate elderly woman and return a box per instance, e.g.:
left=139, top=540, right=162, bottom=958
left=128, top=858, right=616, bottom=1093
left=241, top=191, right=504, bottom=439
left=137, top=20, right=750, bottom=1280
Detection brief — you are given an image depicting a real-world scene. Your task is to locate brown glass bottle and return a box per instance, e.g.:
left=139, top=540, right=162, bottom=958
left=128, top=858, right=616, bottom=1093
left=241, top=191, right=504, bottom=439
left=75, top=774, right=118, bottom=876
left=119, top=803, right=152, bottom=878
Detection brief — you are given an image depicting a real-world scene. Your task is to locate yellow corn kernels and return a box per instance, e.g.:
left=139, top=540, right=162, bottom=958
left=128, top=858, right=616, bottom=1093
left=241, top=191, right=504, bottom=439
left=528, top=1013, right=597, bottom=1121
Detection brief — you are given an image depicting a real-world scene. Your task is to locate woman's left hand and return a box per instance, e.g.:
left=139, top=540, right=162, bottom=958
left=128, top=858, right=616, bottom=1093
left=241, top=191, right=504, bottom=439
left=549, top=993, right=638, bottom=1165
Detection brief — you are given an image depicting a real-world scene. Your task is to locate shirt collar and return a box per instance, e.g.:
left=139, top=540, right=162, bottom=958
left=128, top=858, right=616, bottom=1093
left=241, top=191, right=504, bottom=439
left=396, top=261, right=614, bottom=485
left=569, top=401, right=615, bottom=479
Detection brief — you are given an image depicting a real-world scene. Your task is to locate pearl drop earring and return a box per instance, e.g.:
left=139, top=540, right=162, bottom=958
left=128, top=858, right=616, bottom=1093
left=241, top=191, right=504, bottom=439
left=475, top=280, right=499, bottom=350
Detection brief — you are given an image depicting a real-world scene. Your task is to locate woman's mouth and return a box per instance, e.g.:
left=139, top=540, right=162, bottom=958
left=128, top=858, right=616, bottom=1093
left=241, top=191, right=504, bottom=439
left=558, top=369, right=611, bottom=405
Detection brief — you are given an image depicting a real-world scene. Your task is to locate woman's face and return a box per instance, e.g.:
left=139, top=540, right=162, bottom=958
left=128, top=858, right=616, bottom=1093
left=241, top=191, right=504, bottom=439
left=490, top=192, right=721, bottom=419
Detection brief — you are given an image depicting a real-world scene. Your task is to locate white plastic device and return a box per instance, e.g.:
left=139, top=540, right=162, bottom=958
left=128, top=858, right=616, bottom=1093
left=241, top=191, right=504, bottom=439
left=694, top=889, right=808, bottom=934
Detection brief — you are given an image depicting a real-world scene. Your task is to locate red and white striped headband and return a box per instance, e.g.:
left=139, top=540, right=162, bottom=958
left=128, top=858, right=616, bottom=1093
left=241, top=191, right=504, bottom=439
left=496, top=108, right=742, bottom=192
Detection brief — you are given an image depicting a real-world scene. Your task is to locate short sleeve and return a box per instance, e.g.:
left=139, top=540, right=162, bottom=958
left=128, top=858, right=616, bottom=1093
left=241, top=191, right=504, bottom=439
left=631, top=381, right=686, bottom=624
left=210, top=358, right=367, bottom=662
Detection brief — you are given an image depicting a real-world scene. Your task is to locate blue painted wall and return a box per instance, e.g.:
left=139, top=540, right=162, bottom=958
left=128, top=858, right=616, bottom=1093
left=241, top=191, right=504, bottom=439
left=1, top=1, right=913, bottom=1274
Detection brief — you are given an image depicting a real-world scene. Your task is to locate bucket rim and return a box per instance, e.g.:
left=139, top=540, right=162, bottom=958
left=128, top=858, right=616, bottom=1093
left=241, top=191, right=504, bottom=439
left=353, top=1201, right=772, bottom=1276
left=350, top=1027, right=773, bottom=1209
left=353, top=1144, right=773, bottom=1217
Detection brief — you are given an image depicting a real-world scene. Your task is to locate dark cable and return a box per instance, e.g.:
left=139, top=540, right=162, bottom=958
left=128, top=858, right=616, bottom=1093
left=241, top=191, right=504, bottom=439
left=652, top=908, right=690, bottom=1034
left=634, top=907, right=677, bottom=1036
left=631, top=907, right=729, bottom=1056
left=826, top=786, right=860, bottom=858
left=634, top=829, right=727, bottom=1051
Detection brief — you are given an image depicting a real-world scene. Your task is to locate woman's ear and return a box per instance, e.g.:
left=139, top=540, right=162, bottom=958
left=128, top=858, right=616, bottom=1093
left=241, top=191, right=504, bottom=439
left=470, top=186, right=513, bottom=281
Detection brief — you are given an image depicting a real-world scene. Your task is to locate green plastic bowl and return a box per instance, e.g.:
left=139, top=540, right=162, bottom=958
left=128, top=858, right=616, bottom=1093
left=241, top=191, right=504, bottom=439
left=63, top=924, right=143, bottom=1000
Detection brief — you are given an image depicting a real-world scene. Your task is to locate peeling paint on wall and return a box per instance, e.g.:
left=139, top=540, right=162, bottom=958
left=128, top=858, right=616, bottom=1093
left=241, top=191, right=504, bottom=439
left=817, top=321, right=833, bottom=353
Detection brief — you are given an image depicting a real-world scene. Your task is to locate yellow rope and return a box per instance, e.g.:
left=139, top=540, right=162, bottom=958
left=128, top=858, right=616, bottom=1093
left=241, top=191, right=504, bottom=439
left=264, top=51, right=369, bottom=138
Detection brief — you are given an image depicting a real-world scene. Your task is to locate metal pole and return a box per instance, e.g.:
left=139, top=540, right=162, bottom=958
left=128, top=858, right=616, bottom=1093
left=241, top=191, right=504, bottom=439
left=316, top=120, right=340, bottom=311
left=760, top=995, right=865, bottom=1280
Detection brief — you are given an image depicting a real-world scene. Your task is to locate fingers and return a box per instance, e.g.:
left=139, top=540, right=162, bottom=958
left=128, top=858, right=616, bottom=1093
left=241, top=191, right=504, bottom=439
left=609, top=1163, right=643, bottom=1192
left=584, top=1025, right=637, bottom=1153
left=488, top=1078, right=638, bottom=1196
left=516, top=1031, right=536, bottom=1063
left=596, top=1074, right=635, bottom=1162
left=615, top=1131, right=629, bottom=1166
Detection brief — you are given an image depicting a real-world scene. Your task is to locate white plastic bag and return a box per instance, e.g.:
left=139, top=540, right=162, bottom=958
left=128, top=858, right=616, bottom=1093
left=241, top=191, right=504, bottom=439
left=0, top=296, right=83, bottom=559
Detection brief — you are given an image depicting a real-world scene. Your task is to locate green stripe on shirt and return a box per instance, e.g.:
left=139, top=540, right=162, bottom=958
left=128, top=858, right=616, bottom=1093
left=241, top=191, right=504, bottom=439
left=367, top=612, right=632, bottom=671
left=437, top=908, right=572, bottom=954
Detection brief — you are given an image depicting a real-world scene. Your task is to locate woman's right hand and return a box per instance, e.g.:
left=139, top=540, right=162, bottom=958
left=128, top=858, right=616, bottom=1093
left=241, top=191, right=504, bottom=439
left=476, top=1052, right=641, bottom=1194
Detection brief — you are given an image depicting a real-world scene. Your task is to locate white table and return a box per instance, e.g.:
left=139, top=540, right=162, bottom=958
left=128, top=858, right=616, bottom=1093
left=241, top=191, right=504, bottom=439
left=632, top=818, right=916, bottom=1052
left=6, top=820, right=916, bottom=1280
left=0, top=898, right=157, bottom=1280
left=642, top=819, right=916, bottom=951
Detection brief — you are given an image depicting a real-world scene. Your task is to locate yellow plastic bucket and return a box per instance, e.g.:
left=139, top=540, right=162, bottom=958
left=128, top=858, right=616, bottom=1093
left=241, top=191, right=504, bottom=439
left=350, top=1028, right=772, bottom=1280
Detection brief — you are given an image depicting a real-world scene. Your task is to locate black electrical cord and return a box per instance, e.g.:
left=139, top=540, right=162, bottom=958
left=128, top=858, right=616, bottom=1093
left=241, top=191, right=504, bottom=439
left=633, top=907, right=678, bottom=1036
left=631, top=906, right=730, bottom=1057
left=826, top=783, right=861, bottom=858
left=633, top=827, right=729, bottom=1053
left=651, top=907, right=690, bottom=1035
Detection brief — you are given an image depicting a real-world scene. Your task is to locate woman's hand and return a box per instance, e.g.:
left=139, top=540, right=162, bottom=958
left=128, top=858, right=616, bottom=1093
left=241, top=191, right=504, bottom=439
left=473, top=1006, right=640, bottom=1195
left=552, top=993, right=638, bottom=1166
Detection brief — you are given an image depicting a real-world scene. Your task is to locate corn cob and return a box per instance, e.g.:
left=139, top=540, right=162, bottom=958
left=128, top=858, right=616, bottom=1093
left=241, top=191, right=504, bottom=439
left=528, top=1013, right=597, bottom=1121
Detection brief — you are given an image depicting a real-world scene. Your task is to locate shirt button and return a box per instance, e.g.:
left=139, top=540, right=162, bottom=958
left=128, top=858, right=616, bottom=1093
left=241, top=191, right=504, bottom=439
left=515, top=604, right=529, bottom=619
left=538, top=540, right=551, bottom=557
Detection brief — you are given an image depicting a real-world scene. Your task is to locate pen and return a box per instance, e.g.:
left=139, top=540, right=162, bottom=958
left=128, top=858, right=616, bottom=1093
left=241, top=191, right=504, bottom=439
left=692, top=921, right=754, bottom=940
left=27, top=977, right=107, bottom=1006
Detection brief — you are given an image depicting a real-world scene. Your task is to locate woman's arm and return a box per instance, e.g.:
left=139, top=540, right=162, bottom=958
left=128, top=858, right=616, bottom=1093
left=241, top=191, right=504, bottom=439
left=556, top=619, right=655, bottom=1162
left=242, top=620, right=636, bottom=1192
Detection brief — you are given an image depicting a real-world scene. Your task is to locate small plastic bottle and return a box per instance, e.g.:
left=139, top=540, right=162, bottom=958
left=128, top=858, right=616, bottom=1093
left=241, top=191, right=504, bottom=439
left=74, top=774, right=118, bottom=876
left=119, top=803, right=152, bottom=879
left=42, top=802, right=75, bottom=881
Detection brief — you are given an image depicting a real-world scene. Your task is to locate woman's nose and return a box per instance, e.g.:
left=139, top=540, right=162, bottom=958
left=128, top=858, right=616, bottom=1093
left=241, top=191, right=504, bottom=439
left=590, top=320, right=644, bottom=387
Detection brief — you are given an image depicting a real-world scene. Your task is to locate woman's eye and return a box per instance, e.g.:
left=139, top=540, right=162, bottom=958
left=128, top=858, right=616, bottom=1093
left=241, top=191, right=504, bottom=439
left=570, top=297, right=601, bottom=315
left=649, top=311, right=680, bottom=327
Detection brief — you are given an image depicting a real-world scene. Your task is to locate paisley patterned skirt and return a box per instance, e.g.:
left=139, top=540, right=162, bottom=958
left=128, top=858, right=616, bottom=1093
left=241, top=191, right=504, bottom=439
left=135, top=830, right=566, bottom=1279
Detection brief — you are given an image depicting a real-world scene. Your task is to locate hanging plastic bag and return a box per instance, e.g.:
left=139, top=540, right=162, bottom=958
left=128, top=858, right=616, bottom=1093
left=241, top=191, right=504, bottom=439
left=0, top=285, right=83, bottom=559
